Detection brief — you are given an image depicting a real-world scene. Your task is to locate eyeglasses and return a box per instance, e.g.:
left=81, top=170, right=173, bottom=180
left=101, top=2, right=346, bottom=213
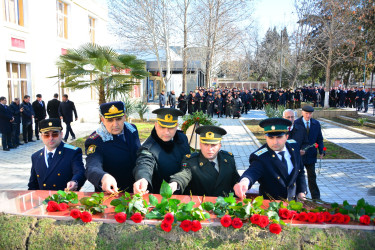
left=284, top=116, right=295, bottom=119
left=41, top=131, right=60, bottom=138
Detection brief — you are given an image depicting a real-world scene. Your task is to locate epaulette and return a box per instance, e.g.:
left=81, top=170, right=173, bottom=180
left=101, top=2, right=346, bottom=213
left=88, top=132, right=99, bottom=140
left=185, top=152, right=199, bottom=159
left=287, top=139, right=297, bottom=144
left=254, top=147, right=268, bottom=156
left=221, top=150, right=234, bottom=157
left=64, top=144, right=78, bottom=150
left=125, top=122, right=136, bottom=133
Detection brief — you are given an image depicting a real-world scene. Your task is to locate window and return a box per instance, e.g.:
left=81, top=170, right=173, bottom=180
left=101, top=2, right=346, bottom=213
left=89, top=16, right=95, bottom=44
left=4, top=0, right=24, bottom=26
left=6, top=62, right=28, bottom=104
left=56, top=0, right=68, bottom=39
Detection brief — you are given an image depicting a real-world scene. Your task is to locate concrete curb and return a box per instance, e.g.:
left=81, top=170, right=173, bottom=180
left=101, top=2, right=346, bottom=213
left=239, top=120, right=262, bottom=148
left=320, top=118, right=375, bottom=138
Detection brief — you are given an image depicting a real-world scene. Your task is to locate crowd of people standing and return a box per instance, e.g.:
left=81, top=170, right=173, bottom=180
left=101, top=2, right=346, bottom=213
left=160, top=85, right=373, bottom=118
left=0, top=93, right=78, bottom=151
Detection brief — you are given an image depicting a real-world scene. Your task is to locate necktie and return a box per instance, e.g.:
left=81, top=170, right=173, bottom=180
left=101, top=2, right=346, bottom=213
left=40, top=102, right=43, bottom=107
left=306, top=121, right=310, bottom=136
left=47, top=152, right=53, bottom=168
left=210, top=161, right=216, bottom=171
left=278, top=151, right=288, bottom=175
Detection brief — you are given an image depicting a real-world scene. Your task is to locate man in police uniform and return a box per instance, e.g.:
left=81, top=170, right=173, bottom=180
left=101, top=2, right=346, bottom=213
left=133, top=108, right=190, bottom=194
left=169, top=125, right=240, bottom=196
left=28, top=118, right=86, bottom=190
left=234, top=118, right=307, bottom=201
left=85, top=101, right=141, bottom=194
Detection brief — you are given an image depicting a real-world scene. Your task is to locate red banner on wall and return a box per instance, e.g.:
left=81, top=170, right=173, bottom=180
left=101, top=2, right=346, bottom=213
left=11, top=38, right=25, bottom=49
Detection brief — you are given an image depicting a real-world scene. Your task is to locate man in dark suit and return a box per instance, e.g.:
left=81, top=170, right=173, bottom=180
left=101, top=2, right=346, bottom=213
left=47, top=93, right=61, bottom=118
left=0, top=96, right=15, bottom=151
left=9, top=98, right=23, bottom=147
left=28, top=118, right=86, bottom=190
left=363, top=88, right=370, bottom=113
left=133, top=108, right=190, bottom=194
left=20, top=95, right=35, bottom=143
left=85, top=101, right=141, bottom=194
left=32, top=94, right=47, bottom=140
left=58, top=94, right=78, bottom=142
left=169, top=125, right=240, bottom=197
left=234, top=118, right=307, bottom=201
left=294, top=105, right=324, bottom=200
left=283, top=109, right=309, bottom=155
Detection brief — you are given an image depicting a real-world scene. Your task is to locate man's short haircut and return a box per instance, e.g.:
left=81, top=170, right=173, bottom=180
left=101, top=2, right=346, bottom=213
left=24, top=95, right=30, bottom=99
left=63, top=94, right=68, bottom=98
left=0, top=96, right=6, bottom=101
left=283, top=109, right=296, bottom=117
left=14, top=98, right=19, bottom=101
left=54, top=93, right=58, bottom=98
left=36, top=94, right=42, bottom=98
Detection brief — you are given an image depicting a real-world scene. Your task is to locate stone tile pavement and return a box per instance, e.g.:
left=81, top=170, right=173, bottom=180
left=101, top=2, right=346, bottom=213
left=1, top=107, right=374, bottom=205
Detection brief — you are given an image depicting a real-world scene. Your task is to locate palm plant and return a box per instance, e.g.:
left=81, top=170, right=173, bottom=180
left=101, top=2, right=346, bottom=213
left=53, top=43, right=149, bottom=105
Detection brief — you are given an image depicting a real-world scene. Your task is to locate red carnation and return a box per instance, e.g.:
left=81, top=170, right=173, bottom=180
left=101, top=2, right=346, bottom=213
left=180, top=220, right=192, bottom=232
left=278, top=208, right=291, bottom=220
left=307, top=212, right=317, bottom=223
left=331, top=214, right=338, bottom=223
left=269, top=223, right=282, bottom=234
left=164, top=213, right=174, bottom=225
left=335, top=213, right=345, bottom=224
left=80, top=211, right=92, bottom=223
left=250, top=214, right=260, bottom=225
left=322, top=212, right=332, bottom=222
left=46, top=201, right=60, bottom=212
left=316, top=212, right=325, bottom=223
left=70, top=209, right=81, bottom=219
left=258, top=215, right=269, bottom=228
left=298, top=212, right=308, bottom=221
left=315, top=143, right=319, bottom=148
left=161, top=220, right=172, bottom=232
left=232, top=218, right=243, bottom=229
left=58, top=203, right=69, bottom=211
left=290, top=210, right=299, bottom=220
left=221, top=215, right=232, bottom=227
left=343, top=214, right=351, bottom=224
left=131, top=212, right=143, bottom=223
left=359, top=215, right=371, bottom=225
left=191, top=220, right=202, bottom=232
left=115, top=212, right=127, bottom=223
left=323, top=147, right=327, bottom=151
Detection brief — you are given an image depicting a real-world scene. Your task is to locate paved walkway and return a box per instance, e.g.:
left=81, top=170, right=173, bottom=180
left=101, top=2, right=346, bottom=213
left=0, top=108, right=374, bottom=205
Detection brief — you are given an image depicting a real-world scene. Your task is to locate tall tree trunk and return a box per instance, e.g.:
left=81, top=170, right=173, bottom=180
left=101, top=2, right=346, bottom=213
left=99, top=82, right=105, bottom=105
left=182, top=0, right=188, bottom=93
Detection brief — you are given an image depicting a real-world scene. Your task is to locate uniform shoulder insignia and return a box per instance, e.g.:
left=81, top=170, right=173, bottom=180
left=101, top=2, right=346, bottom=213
left=221, top=150, right=234, bottom=156
left=87, top=145, right=96, bottom=155
left=88, top=132, right=99, bottom=140
left=185, top=152, right=198, bottom=159
left=125, top=122, right=136, bottom=133
left=287, top=139, right=297, bottom=144
left=64, top=144, right=78, bottom=150
left=254, top=148, right=268, bottom=156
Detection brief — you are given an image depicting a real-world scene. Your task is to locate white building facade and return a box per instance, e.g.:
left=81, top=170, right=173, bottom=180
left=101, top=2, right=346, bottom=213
left=1, top=0, right=110, bottom=122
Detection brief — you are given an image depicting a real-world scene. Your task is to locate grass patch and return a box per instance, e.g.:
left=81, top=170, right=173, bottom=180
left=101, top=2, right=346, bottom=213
left=0, top=213, right=37, bottom=249
left=28, top=218, right=101, bottom=249
left=243, top=120, right=363, bottom=159
left=1, top=214, right=375, bottom=249
left=70, top=121, right=155, bottom=153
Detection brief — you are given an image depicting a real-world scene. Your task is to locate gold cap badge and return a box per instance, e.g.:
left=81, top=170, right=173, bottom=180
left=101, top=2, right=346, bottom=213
left=48, top=122, right=52, bottom=126
left=108, top=105, right=119, bottom=114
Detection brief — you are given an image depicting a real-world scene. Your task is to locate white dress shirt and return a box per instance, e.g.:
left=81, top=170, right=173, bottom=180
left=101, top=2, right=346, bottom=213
left=44, top=147, right=57, bottom=168
left=275, top=146, right=294, bottom=175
